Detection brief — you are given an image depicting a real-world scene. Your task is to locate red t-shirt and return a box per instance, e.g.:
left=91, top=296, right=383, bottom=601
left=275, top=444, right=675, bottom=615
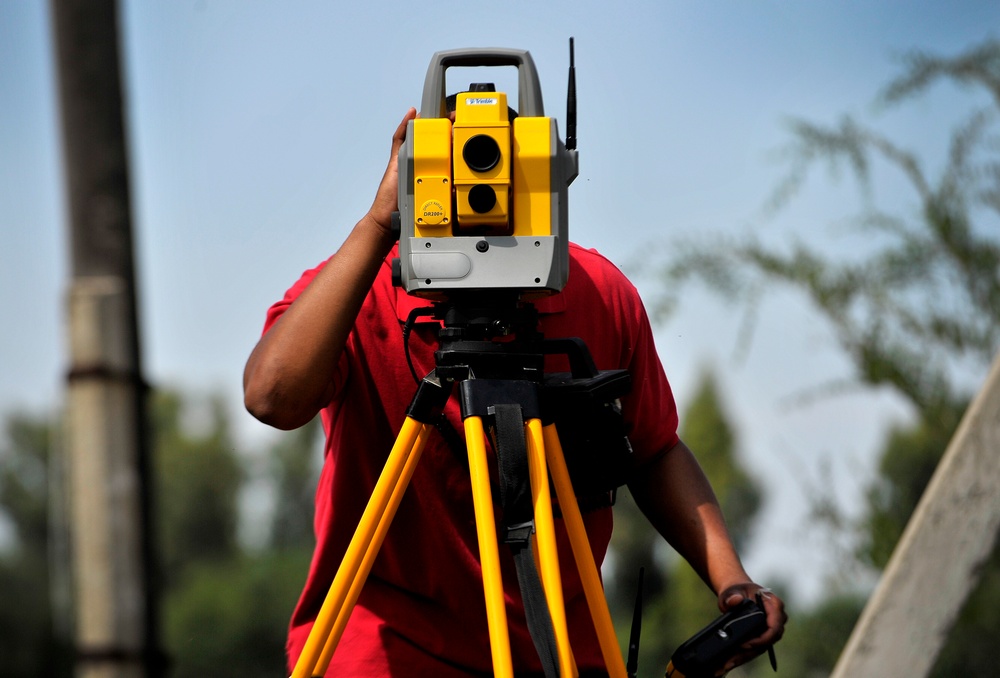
left=265, top=243, right=679, bottom=676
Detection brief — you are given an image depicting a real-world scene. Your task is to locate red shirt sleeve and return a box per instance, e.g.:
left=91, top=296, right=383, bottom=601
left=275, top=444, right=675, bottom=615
left=262, top=260, right=326, bottom=334
left=545, top=245, right=681, bottom=468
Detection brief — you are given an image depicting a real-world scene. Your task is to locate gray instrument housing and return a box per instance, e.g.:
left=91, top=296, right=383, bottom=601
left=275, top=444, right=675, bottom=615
left=395, top=47, right=578, bottom=296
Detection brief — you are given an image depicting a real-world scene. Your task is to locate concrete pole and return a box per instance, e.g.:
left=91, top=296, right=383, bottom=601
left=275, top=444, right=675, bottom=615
left=49, top=0, right=161, bottom=676
left=65, top=281, right=150, bottom=678
left=830, top=351, right=1000, bottom=678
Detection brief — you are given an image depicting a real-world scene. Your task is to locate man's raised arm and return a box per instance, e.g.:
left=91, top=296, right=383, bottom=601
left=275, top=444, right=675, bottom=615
left=243, top=108, right=417, bottom=430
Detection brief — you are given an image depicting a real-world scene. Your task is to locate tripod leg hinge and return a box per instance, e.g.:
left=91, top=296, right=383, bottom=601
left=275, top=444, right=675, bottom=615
left=406, top=372, right=453, bottom=423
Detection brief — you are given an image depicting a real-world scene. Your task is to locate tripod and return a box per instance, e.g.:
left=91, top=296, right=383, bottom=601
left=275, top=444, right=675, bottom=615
left=290, top=295, right=633, bottom=678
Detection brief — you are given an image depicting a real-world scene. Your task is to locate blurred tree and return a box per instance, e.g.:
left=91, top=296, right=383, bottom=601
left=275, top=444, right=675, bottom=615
left=268, top=416, right=321, bottom=551
left=161, top=549, right=310, bottom=678
left=931, top=546, right=1000, bottom=676
left=151, top=389, right=300, bottom=677
left=859, top=405, right=1000, bottom=678
left=606, top=491, right=665, bottom=625
left=655, top=40, right=1000, bottom=422
left=153, top=390, right=244, bottom=584
left=650, top=39, right=1000, bottom=676
left=677, top=371, right=762, bottom=553
left=0, top=415, right=51, bottom=554
left=156, top=414, right=323, bottom=678
left=856, top=407, right=963, bottom=572
left=609, top=368, right=764, bottom=676
left=0, top=413, right=72, bottom=677
left=0, top=391, right=319, bottom=677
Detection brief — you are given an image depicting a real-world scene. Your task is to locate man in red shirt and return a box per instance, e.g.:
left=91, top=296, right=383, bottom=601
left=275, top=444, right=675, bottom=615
left=244, top=108, right=786, bottom=676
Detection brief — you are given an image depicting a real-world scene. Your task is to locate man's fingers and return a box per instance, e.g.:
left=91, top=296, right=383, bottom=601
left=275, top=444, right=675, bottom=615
left=721, top=647, right=765, bottom=674
left=723, top=592, right=744, bottom=609
left=392, top=107, right=417, bottom=148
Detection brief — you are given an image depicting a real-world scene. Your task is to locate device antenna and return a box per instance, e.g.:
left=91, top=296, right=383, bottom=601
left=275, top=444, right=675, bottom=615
left=566, top=37, right=577, bottom=150
left=626, top=567, right=644, bottom=678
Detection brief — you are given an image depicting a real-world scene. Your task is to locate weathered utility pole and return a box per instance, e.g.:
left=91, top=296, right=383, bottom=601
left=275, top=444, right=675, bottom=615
left=831, top=351, right=1000, bottom=678
left=50, top=0, right=161, bottom=676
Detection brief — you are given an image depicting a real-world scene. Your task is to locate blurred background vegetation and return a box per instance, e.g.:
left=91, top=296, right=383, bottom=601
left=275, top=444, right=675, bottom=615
left=2, top=38, right=998, bottom=678
left=0, top=392, right=320, bottom=678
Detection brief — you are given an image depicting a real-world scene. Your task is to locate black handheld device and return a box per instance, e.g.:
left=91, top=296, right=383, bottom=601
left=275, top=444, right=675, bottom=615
left=664, top=596, right=775, bottom=678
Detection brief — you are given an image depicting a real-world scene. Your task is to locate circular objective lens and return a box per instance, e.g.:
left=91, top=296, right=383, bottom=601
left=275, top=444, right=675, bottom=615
left=463, top=135, right=501, bottom=172
left=468, top=184, right=497, bottom=213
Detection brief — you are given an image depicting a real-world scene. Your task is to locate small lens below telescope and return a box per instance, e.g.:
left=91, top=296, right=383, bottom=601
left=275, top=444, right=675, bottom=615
left=468, top=184, right=497, bottom=213
left=463, top=135, right=501, bottom=172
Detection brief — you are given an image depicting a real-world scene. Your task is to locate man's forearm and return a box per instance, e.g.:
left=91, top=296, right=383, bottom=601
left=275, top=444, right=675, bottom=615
left=626, top=439, right=751, bottom=595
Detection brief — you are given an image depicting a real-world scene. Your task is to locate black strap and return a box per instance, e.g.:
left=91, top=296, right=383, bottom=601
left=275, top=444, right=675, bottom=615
left=492, top=404, right=531, bottom=525
left=491, top=404, right=559, bottom=678
left=510, top=526, right=559, bottom=678
left=510, top=535, right=559, bottom=678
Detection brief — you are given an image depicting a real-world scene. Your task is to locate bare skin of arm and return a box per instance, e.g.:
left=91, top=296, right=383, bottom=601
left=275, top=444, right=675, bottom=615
left=243, top=108, right=417, bottom=430
left=628, top=439, right=787, bottom=672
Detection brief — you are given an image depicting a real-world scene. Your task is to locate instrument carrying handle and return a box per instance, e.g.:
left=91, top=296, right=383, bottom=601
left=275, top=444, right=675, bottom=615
left=419, top=47, right=545, bottom=118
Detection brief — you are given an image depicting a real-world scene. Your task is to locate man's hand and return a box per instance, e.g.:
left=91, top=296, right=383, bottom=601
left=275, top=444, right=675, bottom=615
left=716, top=582, right=787, bottom=674
left=365, top=107, right=417, bottom=236
left=244, top=106, right=419, bottom=430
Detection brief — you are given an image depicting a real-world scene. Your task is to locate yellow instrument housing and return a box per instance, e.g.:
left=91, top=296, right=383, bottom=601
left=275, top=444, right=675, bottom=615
left=453, top=92, right=511, bottom=232
left=511, top=117, right=552, bottom=237
left=412, top=117, right=453, bottom=238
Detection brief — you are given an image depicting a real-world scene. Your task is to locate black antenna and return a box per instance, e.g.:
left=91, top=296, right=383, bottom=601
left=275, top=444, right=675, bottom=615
left=626, top=567, right=644, bottom=678
left=566, top=37, right=577, bottom=150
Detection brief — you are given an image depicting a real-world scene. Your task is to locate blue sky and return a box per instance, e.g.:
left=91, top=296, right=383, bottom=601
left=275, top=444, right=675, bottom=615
left=2, top=0, right=998, bottom=603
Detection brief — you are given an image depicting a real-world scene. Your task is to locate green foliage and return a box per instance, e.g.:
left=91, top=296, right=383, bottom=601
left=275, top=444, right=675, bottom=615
left=0, top=413, right=53, bottom=555
left=150, top=390, right=318, bottom=675
left=857, top=403, right=964, bottom=571
left=0, top=554, right=73, bottom=677
left=0, top=413, right=72, bottom=677
left=0, top=390, right=322, bottom=677
left=646, top=371, right=763, bottom=672
left=681, top=371, right=762, bottom=553
left=656, top=40, right=1000, bottom=419
left=607, top=489, right=667, bottom=617
left=650, top=38, right=1000, bottom=677
left=268, top=417, right=321, bottom=551
left=153, top=390, right=244, bottom=581
left=851, top=405, right=1000, bottom=678
left=609, top=369, right=763, bottom=676
left=931, top=546, right=1000, bottom=677
left=162, top=550, right=311, bottom=678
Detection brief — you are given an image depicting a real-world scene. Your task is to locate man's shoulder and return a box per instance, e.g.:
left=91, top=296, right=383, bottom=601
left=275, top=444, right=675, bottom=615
left=567, top=241, right=611, bottom=265
left=567, top=242, right=637, bottom=292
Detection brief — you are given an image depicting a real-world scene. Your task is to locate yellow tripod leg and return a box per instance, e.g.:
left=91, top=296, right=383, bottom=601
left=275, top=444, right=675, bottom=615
left=313, top=422, right=434, bottom=675
left=291, top=416, right=428, bottom=678
left=465, top=415, right=514, bottom=678
left=525, top=418, right=576, bottom=677
left=543, top=424, right=628, bottom=678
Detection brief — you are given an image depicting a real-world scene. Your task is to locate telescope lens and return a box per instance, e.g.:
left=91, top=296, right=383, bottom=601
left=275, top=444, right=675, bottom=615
left=463, top=135, right=501, bottom=172
left=468, top=184, right=497, bottom=213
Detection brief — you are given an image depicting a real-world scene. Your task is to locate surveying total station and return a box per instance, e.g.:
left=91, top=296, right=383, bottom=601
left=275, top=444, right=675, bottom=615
left=288, top=41, right=773, bottom=678
left=392, top=45, right=578, bottom=296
